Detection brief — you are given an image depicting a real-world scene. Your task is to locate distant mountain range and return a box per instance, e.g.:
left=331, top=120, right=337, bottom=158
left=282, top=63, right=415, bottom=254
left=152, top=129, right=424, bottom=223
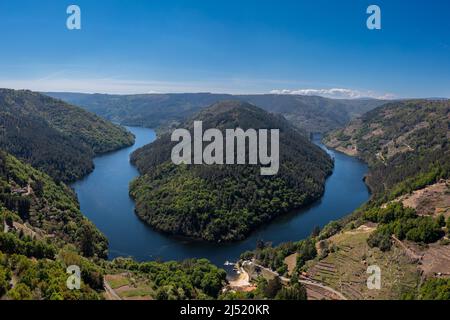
left=45, top=92, right=386, bottom=133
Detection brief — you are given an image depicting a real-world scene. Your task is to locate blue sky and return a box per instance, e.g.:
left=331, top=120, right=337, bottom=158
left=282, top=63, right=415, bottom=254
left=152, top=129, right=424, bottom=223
left=0, top=0, right=449, bottom=98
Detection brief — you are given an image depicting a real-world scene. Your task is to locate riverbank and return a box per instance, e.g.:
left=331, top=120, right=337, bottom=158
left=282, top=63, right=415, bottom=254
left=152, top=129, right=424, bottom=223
left=73, top=126, right=369, bottom=271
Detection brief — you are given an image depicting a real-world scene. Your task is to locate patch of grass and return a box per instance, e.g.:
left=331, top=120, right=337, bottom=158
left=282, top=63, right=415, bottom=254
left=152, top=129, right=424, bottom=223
left=120, top=287, right=154, bottom=298
left=107, top=276, right=130, bottom=289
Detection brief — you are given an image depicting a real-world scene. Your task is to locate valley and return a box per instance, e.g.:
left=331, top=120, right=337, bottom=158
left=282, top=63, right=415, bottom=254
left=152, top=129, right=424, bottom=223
left=130, top=101, right=334, bottom=242
left=72, top=125, right=369, bottom=270
left=0, top=89, right=134, bottom=183
left=0, top=90, right=448, bottom=300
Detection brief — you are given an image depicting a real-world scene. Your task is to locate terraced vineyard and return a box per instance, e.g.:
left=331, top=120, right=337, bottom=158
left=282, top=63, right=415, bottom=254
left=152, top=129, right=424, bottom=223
left=305, top=226, right=420, bottom=300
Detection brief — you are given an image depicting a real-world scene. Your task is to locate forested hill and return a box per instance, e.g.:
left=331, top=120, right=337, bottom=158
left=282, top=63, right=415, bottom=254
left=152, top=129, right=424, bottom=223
left=129, top=101, right=333, bottom=242
left=0, top=151, right=108, bottom=258
left=0, top=89, right=134, bottom=182
left=0, top=151, right=227, bottom=300
left=0, top=90, right=227, bottom=299
left=46, top=92, right=385, bottom=133
left=237, top=100, right=450, bottom=301
left=324, top=99, right=450, bottom=198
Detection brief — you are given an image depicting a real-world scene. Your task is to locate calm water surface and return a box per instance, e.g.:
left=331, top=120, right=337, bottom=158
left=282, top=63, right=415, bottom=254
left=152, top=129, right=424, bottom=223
left=72, top=127, right=370, bottom=271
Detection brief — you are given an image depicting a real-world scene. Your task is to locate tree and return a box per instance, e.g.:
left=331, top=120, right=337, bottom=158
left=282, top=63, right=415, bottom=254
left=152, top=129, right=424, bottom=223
left=405, top=217, right=444, bottom=243
left=446, top=216, right=450, bottom=233
left=290, top=271, right=299, bottom=284
left=367, top=229, right=392, bottom=251
left=19, top=198, right=30, bottom=220
left=0, top=266, right=10, bottom=296
left=296, top=238, right=317, bottom=269
left=436, top=214, right=445, bottom=228
left=31, top=180, right=44, bottom=197
left=311, top=226, right=321, bottom=238
left=256, top=239, right=266, bottom=250
left=200, top=271, right=225, bottom=298
left=275, top=283, right=307, bottom=300
left=155, top=287, right=169, bottom=300
left=263, top=277, right=282, bottom=299
left=80, top=223, right=96, bottom=257
left=419, top=278, right=450, bottom=300
left=7, top=283, right=33, bottom=300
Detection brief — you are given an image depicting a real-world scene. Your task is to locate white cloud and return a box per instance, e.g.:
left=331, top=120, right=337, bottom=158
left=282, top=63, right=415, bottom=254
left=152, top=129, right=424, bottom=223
left=0, top=78, right=212, bottom=94
left=0, top=77, right=276, bottom=95
left=0, top=75, right=396, bottom=99
left=270, top=88, right=395, bottom=100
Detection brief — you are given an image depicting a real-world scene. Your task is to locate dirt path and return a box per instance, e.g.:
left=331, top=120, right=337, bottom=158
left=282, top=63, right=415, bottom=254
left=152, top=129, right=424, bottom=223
left=250, top=262, right=347, bottom=300
left=228, top=267, right=250, bottom=288
left=392, top=235, right=423, bottom=262
left=298, top=277, right=347, bottom=300
left=103, top=280, right=122, bottom=300
left=3, top=221, right=9, bottom=233
left=25, top=184, right=32, bottom=196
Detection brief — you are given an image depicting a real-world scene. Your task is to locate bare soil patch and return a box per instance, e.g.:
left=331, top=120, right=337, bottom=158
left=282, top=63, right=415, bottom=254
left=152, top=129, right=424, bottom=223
left=399, top=180, right=450, bottom=217
left=284, top=253, right=298, bottom=276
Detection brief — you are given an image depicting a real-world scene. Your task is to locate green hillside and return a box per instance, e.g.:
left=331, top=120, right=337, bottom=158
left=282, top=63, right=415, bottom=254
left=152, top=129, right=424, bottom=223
left=0, top=89, right=134, bottom=182
left=324, top=100, right=450, bottom=197
left=236, top=100, right=450, bottom=300
left=0, top=151, right=226, bottom=300
left=0, top=151, right=108, bottom=258
left=130, top=101, right=333, bottom=242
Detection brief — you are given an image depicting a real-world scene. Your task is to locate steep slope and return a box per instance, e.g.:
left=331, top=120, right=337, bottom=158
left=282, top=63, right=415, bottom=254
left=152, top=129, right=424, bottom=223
left=46, top=92, right=385, bottom=133
left=0, top=151, right=108, bottom=258
left=0, top=89, right=134, bottom=182
left=129, top=101, right=333, bottom=242
left=0, top=151, right=227, bottom=300
left=324, top=100, right=450, bottom=197
left=234, top=100, right=450, bottom=301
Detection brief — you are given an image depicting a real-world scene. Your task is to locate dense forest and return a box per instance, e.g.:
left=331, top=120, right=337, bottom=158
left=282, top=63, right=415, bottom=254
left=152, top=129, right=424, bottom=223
left=130, top=101, right=333, bottom=242
left=1, top=90, right=447, bottom=300
left=0, top=89, right=134, bottom=182
left=0, top=151, right=227, bottom=300
left=0, top=89, right=230, bottom=300
left=0, top=216, right=227, bottom=300
left=0, top=151, right=108, bottom=258
left=46, top=92, right=385, bottom=133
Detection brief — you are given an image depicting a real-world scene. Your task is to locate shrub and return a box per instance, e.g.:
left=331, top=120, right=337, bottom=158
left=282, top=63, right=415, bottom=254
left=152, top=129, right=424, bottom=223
left=367, top=229, right=392, bottom=251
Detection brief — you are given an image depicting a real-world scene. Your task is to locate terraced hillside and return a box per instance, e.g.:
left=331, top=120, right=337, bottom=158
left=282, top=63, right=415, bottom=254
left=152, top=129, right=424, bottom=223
left=324, top=99, right=450, bottom=196
left=237, top=100, right=449, bottom=300
left=306, top=225, right=420, bottom=300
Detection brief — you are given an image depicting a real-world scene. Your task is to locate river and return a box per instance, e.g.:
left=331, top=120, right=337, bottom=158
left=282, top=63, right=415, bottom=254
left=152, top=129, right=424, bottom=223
left=72, top=126, right=370, bottom=272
